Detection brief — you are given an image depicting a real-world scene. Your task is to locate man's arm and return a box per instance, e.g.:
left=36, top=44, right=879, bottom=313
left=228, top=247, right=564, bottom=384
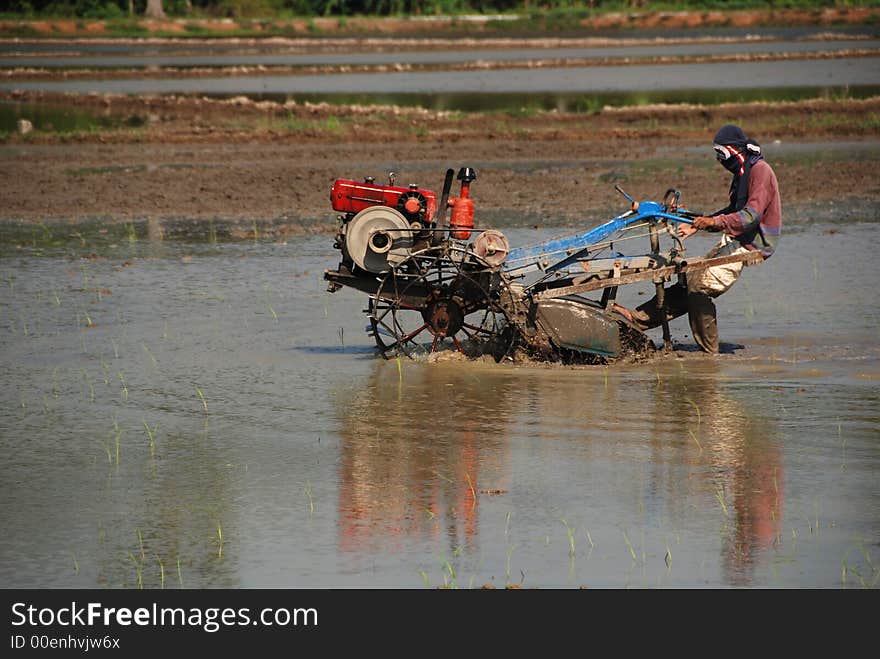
left=697, top=165, right=773, bottom=236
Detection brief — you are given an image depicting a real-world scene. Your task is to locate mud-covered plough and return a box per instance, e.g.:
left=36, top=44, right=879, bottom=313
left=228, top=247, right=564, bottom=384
left=324, top=167, right=762, bottom=362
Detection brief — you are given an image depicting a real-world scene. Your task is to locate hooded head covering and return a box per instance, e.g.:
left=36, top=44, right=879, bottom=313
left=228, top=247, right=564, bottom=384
left=712, top=124, right=764, bottom=215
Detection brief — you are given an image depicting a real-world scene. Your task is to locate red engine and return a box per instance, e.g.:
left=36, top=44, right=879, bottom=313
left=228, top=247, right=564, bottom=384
left=330, top=177, right=437, bottom=227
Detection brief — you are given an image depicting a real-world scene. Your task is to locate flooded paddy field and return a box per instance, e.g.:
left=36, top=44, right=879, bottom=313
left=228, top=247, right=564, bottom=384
left=1, top=206, right=878, bottom=589
left=4, top=57, right=879, bottom=96
left=1, top=23, right=878, bottom=589
left=4, top=37, right=877, bottom=70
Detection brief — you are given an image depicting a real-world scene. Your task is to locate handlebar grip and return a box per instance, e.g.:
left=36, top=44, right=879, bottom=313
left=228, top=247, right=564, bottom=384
left=614, top=184, right=635, bottom=204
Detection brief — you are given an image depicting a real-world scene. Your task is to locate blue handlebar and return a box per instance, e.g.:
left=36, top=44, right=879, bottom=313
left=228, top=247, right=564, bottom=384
left=504, top=199, right=694, bottom=275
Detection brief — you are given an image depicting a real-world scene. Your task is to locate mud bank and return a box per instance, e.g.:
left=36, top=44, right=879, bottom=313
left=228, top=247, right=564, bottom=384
left=1, top=91, right=878, bottom=229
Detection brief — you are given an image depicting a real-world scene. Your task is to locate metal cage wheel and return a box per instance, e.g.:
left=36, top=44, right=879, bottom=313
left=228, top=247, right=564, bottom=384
left=366, top=245, right=519, bottom=359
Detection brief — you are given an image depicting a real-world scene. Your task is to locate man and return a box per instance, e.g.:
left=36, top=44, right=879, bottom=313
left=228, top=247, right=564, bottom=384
left=614, top=124, right=781, bottom=353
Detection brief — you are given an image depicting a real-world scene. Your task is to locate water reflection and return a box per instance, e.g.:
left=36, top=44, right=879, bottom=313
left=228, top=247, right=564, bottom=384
left=652, top=359, right=784, bottom=586
left=333, top=354, right=787, bottom=586
left=336, top=360, right=515, bottom=556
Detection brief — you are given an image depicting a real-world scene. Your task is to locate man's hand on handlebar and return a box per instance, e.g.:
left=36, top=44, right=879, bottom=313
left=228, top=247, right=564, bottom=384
left=678, top=223, right=698, bottom=240
left=679, top=216, right=716, bottom=239
left=692, top=216, right=717, bottom=230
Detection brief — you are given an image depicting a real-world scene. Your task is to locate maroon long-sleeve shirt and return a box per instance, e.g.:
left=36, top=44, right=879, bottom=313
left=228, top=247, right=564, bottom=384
left=711, top=160, right=781, bottom=258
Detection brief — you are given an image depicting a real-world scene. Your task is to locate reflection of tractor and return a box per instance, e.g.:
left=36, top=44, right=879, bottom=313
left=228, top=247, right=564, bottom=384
left=324, top=167, right=763, bottom=362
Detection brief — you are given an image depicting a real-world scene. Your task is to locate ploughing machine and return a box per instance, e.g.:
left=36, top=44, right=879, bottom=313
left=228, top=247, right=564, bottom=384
left=323, top=167, right=763, bottom=362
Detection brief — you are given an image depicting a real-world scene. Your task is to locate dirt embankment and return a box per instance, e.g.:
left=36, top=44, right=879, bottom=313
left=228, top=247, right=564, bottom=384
left=1, top=7, right=878, bottom=38
left=1, top=91, right=878, bottom=229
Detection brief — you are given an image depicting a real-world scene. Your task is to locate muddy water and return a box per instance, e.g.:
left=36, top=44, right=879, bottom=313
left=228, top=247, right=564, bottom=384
left=4, top=39, right=877, bottom=69
left=0, top=217, right=878, bottom=588
left=3, top=57, right=878, bottom=95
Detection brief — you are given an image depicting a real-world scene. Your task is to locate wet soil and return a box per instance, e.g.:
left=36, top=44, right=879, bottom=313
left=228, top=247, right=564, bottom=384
left=1, top=90, right=878, bottom=229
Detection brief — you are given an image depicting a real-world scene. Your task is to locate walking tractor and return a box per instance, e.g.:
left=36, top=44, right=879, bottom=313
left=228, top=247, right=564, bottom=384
left=324, top=167, right=763, bottom=362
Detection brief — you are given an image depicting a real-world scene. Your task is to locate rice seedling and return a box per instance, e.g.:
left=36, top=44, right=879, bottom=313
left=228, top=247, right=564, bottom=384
left=216, top=523, right=223, bottom=559
left=112, top=413, right=121, bottom=465
left=72, top=554, right=79, bottom=575
left=100, top=432, right=113, bottom=465
left=418, top=569, right=429, bottom=588
left=857, top=541, right=875, bottom=573
left=126, top=223, right=137, bottom=244
left=664, top=536, right=672, bottom=568
left=141, top=342, right=158, bottom=369
left=261, top=283, right=278, bottom=323
left=396, top=356, right=402, bottom=383
left=177, top=557, right=184, bottom=588
left=195, top=385, right=208, bottom=414
left=505, top=511, right=511, bottom=537
left=850, top=565, right=867, bottom=588
left=142, top=421, right=157, bottom=458
left=157, top=556, right=165, bottom=589
left=442, top=560, right=456, bottom=589
left=623, top=530, right=637, bottom=563
left=128, top=553, right=143, bottom=590
left=684, top=397, right=701, bottom=429
left=118, top=371, right=129, bottom=402
left=585, top=528, right=595, bottom=549
left=688, top=429, right=703, bottom=452
left=506, top=543, right=517, bottom=584
left=464, top=473, right=477, bottom=510
left=208, top=219, right=217, bottom=245
left=337, top=326, right=344, bottom=350
left=432, top=470, right=454, bottom=484
left=137, top=528, right=145, bottom=561
left=714, top=484, right=728, bottom=516
left=561, top=518, right=575, bottom=557
left=305, top=481, right=314, bottom=516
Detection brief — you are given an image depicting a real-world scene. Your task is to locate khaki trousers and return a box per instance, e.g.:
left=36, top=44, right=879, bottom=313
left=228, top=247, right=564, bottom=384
left=625, top=236, right=749, bottom=354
